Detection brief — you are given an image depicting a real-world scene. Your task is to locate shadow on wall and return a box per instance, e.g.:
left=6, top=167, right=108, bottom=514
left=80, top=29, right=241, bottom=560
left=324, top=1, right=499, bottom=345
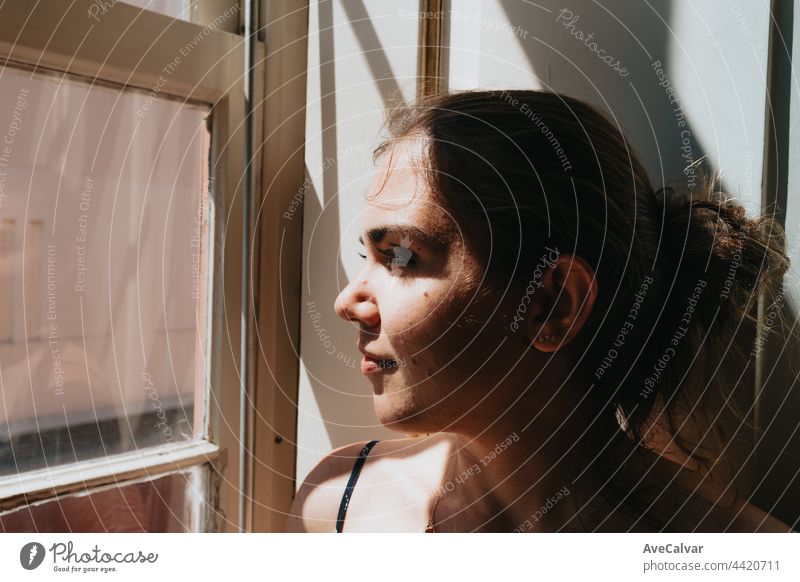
left=301, top=0, right=407, bottom=452
left=498, top=0, right=706, bottom=188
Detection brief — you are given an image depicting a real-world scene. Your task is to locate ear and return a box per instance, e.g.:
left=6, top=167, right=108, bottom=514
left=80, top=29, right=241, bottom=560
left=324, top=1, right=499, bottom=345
left=524, top=253, right=599, bottom=353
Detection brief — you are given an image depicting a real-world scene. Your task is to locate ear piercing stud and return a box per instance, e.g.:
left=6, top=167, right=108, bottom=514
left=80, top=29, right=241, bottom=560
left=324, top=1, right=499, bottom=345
left=539, top=334, right=558, bottom=343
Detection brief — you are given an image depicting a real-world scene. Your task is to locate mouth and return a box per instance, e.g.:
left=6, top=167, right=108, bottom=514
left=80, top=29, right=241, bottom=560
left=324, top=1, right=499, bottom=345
left=360, top=355, right=399, bottom=374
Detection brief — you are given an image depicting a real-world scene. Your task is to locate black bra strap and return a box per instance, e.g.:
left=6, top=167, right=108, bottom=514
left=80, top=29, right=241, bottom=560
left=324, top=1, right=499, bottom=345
left=335, top=440, right=379, bottom=533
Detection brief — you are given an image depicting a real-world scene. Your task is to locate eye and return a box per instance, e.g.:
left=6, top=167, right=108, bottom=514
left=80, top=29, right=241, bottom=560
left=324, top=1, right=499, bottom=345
left=381, top=245, right=416, bottom=272
left=356, top=242, right=417, bottom=272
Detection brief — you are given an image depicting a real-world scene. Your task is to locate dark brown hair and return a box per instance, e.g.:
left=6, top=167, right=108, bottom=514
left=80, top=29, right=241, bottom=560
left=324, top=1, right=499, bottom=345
left=374, top=89, right=790, bottom=518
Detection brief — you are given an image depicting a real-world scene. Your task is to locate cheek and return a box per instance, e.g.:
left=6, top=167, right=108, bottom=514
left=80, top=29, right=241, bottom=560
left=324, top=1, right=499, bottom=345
left=380, top=286, right=436, bottom=334
left=385, top=286, right=475, bottom=358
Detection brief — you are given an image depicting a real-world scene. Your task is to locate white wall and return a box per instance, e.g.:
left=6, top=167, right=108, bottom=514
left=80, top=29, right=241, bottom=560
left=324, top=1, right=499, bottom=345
left=447, top=0, right=770, bottom=210
left=297, top=0, right=419, bottom=486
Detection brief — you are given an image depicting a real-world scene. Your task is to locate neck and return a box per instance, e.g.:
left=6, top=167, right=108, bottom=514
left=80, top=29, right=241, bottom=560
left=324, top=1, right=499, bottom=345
left=434, top=386, right=626, bottom=532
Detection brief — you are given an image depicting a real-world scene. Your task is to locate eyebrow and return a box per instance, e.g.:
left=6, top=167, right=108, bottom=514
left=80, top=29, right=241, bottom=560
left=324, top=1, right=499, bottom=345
left=358, top=224, right=451, bottom=249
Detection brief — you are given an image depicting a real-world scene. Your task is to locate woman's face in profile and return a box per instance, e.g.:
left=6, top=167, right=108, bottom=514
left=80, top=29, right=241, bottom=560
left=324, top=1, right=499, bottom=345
left=334, top=139, right=525, bottom=435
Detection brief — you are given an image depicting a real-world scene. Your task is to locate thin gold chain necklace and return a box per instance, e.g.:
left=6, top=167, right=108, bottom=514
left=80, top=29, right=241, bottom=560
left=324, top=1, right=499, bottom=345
left=424, top=493, right=441, bottom=533
left=425, top=451, right=457, bottom=533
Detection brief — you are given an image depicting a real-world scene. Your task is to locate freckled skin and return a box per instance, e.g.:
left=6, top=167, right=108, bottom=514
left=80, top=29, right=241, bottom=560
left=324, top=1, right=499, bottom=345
left=334, top=140, right=529, bottom=436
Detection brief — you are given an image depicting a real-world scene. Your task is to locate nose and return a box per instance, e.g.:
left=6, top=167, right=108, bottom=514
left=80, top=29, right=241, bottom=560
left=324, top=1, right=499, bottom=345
left=334, top=277, right=380, bottom=328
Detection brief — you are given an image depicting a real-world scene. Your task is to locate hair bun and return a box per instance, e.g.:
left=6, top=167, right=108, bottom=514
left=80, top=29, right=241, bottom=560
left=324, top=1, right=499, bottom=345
left=651, top=176, right=789, bottom=331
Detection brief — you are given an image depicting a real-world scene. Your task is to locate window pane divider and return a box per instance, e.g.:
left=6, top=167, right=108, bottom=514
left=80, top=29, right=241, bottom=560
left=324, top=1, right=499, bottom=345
left=0, top=440, right=219, bottom=510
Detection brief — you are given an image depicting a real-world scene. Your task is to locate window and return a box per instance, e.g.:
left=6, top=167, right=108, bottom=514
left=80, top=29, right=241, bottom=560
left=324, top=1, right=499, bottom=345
left=0, top=0, right=252, bottom=532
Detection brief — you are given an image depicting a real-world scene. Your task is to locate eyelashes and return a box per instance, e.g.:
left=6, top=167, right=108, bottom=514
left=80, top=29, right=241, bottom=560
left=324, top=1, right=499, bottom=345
left=357, top=246, right=416, bottom=270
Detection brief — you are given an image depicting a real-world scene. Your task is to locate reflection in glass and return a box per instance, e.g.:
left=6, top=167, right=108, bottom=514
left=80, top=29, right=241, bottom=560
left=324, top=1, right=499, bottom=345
left=0, top=67, right=211, bottom=476
left=0, top=468, right=205, bottom=532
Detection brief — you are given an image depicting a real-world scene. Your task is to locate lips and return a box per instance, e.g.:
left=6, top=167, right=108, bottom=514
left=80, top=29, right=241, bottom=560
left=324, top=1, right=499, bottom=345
left=360, top=355, right=399, bottom=374
left=358, top=346, right=398, bottom=374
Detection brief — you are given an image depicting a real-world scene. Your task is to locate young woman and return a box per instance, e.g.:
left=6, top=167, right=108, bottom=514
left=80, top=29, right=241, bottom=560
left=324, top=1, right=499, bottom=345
left=287, top=90, right=794, bottom=533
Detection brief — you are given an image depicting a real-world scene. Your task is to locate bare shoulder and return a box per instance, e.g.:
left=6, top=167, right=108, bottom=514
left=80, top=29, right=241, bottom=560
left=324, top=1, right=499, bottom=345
left=285, top=434, right=452, bottom=533
left=667, top=466, right=795, bottom=532
left=285, top=439, right=374, bottom=533
left=606, top=440, right=795, bottom=532
left=719, top=499, right=794, bottom=533
left=651, top=459, right=792, bottom=532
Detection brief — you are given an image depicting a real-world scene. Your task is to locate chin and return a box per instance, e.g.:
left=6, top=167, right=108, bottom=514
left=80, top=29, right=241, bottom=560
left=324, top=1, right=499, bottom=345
left=373, top=391, right=431, bottom=435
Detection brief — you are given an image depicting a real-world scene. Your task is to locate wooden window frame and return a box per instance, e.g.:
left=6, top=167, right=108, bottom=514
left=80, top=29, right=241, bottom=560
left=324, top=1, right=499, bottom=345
left=0, top=0, right=264, bottom=531
left=247, top=0, right=308, bottom=533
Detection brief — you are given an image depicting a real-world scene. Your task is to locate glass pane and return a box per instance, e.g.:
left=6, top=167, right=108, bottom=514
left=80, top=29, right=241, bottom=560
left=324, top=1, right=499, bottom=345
left=0, top=467, right=205, bottom=532
left=104, top=1, right=193, bottom=24
left=107, top=1, right=240, bottom=30
left=0, top=67, right=211, bottom=476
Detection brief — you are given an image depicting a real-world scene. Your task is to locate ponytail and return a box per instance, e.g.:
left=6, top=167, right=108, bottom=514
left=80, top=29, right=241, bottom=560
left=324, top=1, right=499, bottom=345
left=611, top=169, right=790, bottom=482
